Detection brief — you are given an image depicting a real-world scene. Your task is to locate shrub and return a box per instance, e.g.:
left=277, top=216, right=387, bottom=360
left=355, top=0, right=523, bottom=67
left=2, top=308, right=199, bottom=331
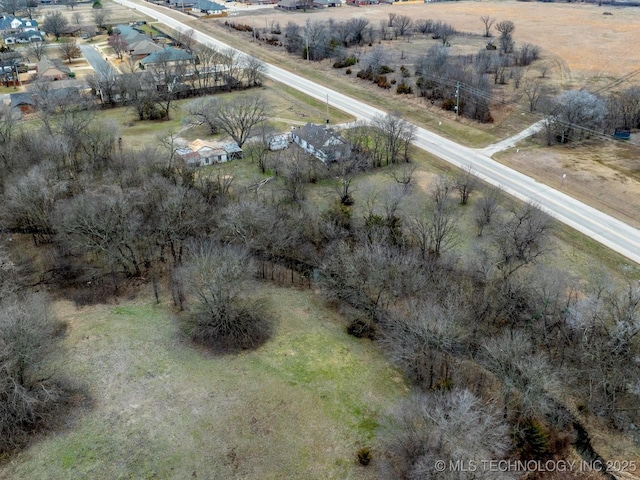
left=347, top=317, right=377, bottom=339
left=376, top=75, right=391, bottom=89
left=333, top=56, right=357, bottom=68
left=345, top=68, right=352, bottom=75
left=357, top=447, right=372, bottom=466
left=357, top=67, right=374, bottom=81
left=379, top=65, right=394, bottom=74
left=400, top=65, right=410, bottom=77
left=396, top=82, right=413, bottom=95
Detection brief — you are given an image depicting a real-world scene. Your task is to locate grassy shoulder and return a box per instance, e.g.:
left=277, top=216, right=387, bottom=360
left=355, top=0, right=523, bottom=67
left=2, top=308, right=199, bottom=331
left=0, top=286, right=405, bottom=479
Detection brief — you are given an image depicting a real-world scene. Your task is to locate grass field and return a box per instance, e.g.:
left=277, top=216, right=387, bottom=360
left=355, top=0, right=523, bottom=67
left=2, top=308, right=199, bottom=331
left=0, top=286, right=405, bottom=479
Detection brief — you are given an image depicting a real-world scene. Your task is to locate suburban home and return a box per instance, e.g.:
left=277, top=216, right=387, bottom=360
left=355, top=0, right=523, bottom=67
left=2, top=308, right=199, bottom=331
left=0, top=15, right=38, bottom=33
left=9, top=92, right=36, bottom=115
left=37, top=57, right=72, bottom=81
left=277, top=0, right=300, bottom=9
left=191, top=0, right=227, bottom=15
left=140, top=47, right=194, bottom=66
left=3, top=30, right=44, bottom=44
left=291, top=123, right=350, bottom=163
left=345, top=0, right=378, bottom=5
left=168, top=0, right=197, bottom=9
left=128, top=39, right=163, bottom=59
left=313, top=0, right=342, bottom=7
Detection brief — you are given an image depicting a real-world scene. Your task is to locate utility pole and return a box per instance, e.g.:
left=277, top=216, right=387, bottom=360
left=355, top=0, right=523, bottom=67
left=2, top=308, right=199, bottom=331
left=326, top=93, right=329, bottom=123
left=455, top=81, right=460, bottom=119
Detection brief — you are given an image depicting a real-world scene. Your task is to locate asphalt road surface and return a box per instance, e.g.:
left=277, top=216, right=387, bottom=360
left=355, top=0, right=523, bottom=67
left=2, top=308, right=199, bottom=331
left=114, top=0, right=640, bottom=265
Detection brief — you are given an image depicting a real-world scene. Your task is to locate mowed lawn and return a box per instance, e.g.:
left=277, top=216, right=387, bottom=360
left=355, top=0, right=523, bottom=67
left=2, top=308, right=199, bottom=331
left=0, top=286, right=405, bottom=480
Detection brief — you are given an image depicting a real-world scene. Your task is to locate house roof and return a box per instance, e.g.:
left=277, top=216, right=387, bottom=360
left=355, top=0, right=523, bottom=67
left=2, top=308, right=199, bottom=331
left=140, top=47, right=194, bottom=65
left=193, top=0, right=226, bottom=11
left=10, top=92, right=35, bottom=107
left=129, top=40, right=163, bottom=56
left=223, top=142, right=242, bottom=154
left=0, top=15, right=35, bottom=31
left=294, top=123, right=346, bottom=150
left=37, top=57, right=72, bottom=76
left=4, top=30, right=44, bottom=40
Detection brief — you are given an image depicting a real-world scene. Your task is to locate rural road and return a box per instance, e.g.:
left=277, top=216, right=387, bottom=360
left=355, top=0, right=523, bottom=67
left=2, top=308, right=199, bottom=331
left=114, top=0, right=640, bottom=265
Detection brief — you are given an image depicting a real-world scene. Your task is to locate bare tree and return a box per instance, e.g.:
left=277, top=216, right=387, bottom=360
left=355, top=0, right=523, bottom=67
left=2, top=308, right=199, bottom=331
left=371, top=113, right=416, bottom=166
left=107, top=33, right=127, bottom=61
left=188, top=93, right=269, bottom=147
left=522, top=76, right=543, bottom=112
left=180, top=241, right=273, bottom=352
left=176, top=28, right=196, bottom=53
left=27, top=40, right=46, bottom=61
left=550, top=89, right=606, bottom=143
left=480, top=15, right=495, bottom=37
left=394, top=15, right=413, bottom=37
left=42, top=11, right=69, bottom=40
left=243, top=55, right=266, bottom=87
left=434, top=21, right=456, bottom=46
left=92, top=8, right=111, bottom=30
left=473, top=185, right=502, bottom=236
left=492, top=202, right=552, bottom=277
left=57, top=38, right=81, bottom=64
left=0, top=292, right=67, bottom=454
left=453, top=164, right=478, bottom=205
left=72, top=11, right=83, bottom=25
left=495, top=20, right=515, bottom=53
left=379, top=389, right=513, bottom=480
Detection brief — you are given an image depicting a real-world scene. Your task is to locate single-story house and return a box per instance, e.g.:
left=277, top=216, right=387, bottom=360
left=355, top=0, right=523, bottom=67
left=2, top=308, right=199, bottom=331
left=59, top=25, right=84, bottom=37
left=313, top=0, right=342, bottom=6
left=291, top=123, right=350, bottom=163
left=140, top=47, right=194, bottom=66
left=128, top=39, right=163, bottom=59
left=37, top=57, right=72, bottom=81
left=10, top=92, right=35, bottom=114
left=277, top=0, right=299, bottom=9
left=168, top=0, right=197, bottom=9
left=191, top=0, right=227, bottom=14
left=190, top=139, right=228, bottom=163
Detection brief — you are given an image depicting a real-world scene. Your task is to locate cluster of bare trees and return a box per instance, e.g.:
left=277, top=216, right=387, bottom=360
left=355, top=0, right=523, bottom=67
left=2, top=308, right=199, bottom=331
left=86, top=44, right=266, bottom=120
left=0, top=242, right=70, bottom=454
left=539, top=85, right=640, bottom=144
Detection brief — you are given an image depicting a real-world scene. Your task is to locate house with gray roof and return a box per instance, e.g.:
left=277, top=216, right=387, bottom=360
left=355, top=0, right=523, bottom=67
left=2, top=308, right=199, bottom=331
left=140, top=47, right=194, bottom=66
left=291, top=123, right=350, bottom=163
left=191, top=0, right=226, bottom=14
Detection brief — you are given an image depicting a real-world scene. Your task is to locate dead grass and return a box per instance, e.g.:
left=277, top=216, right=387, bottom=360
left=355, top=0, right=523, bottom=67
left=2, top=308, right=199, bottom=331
left=0, top=286, right=404, bottom=479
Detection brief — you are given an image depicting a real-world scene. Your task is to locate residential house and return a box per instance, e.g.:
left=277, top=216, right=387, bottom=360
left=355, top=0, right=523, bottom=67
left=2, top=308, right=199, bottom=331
left=140, top=47, right=194, bottom=66
left=168, top=0, right=197, bottom=9
left=190, top=139, right=228, bottom=163
left=191, top=0, right=227, bottom=15
left=291, top=123, right=350, bottom=163
left=0, top=16, right=23, bottom=32
left=128, top=39, right=163, bottom=60
left=37, top=57, right=71, bottom=81
left=3, top=30, right=44, bottom=44
left=9, top=92, right=35, bottom=114
left=277, top=0, right=299, bottom=9
left=313, top=0, right=342, bottom=6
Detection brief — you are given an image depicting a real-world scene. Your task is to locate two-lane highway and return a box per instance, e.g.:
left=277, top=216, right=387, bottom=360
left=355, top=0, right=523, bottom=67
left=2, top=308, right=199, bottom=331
left=114, top=0, right=640, bottom=264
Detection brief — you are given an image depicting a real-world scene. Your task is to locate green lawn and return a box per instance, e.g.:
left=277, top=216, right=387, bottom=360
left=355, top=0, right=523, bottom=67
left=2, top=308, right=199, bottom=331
left=0, top=286, right=404, bottom=479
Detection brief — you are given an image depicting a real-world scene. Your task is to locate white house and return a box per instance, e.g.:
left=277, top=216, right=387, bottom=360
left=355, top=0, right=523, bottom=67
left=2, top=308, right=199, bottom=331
left=291, top=123, right=350, bottom=163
